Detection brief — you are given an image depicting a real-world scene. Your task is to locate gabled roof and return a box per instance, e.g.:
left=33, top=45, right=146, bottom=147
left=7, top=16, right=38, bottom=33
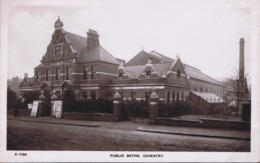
left=64, top=31, right=88, bottom=53
left=124, top=65, right=146, bottom=79
left=125, top=50, right=224, bottom=86
left=78, top=45, right=120, bottom=65
left=125, top=50, right=161, bottom=66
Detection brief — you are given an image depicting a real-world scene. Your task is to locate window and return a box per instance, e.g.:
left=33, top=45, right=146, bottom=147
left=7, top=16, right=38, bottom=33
left=83, top=66, right=88, bottom=79
left=176, top=91, right=179, bottom=102
left=66, top=67, right=71, bottom=80
left=54, top=45, right=63, bottom=56
left=35, top=71, right=39, bottom=82
left=91, top=65, right=94, bottom=79
left=83, top=91, right=88, bottom=99
left=118, top=70, right=124, bottom=79
left=46, top=69, right=49, bottom=81
left=177, top=69, right=181, bottom=78
left=182, top=92, right=184, bottom=101
left=145, top=68, right=152, bottom=78
left=145, top=91, right=150, bottom=104
left=200, top=88, right=203, bottom=92
left=131, top=90, right=134, bottom=100
left=194, top=87, right=197, bottom=91
left=55, top=68, right=60, bottom=80
left=167, top=91, right=170, bottom=103
left=172, top=91, right=175, bottom=102
left=91, top=91, right=96, bottom=99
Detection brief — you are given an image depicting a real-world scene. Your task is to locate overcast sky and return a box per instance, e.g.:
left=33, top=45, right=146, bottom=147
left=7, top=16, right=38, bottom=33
left=6, top=0, right=253, bottom=81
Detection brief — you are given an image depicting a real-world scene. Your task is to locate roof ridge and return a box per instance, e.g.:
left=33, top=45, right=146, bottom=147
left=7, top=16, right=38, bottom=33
left=65, top=31, right=87, bottom=40
left=99, top=45, right=119, bottom=64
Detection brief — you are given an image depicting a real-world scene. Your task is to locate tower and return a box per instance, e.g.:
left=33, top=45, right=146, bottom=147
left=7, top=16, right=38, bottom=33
left=239, top=38, right=245, bottom=79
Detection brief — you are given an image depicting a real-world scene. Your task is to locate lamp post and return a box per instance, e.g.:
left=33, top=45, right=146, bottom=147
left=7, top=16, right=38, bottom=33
left=38, top=91, right=46, bottom=117
left=50, top=91, right=57, bottom=118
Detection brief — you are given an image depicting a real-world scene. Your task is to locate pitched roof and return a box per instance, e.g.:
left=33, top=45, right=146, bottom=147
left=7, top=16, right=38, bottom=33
left=125, top=50, right=161, bottom=66
left=78, top=45, right=120, bottom=65
left=126, top=50, right=224, bottom=86
left=64, top=31, right=88, bottom=53
left=124, top=65, right=146, bottom=79
left=185, top=68, right=223, bottom=86
left=191, top=91, right=224, bottom=103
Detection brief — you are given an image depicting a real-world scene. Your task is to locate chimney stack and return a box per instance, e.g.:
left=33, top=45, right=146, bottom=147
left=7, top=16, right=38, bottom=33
left=87, top=29, right=99, bottom=51
left=239, top=38, right=245, bottom=78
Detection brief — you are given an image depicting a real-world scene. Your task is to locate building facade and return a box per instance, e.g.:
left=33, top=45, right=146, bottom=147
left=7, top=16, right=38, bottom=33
left=20, top=17, right=225, bottom=104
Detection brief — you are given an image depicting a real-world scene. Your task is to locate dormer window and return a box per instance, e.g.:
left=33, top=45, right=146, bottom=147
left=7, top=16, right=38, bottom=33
left=118, top=70, right=124, bottom=79
left=146, top=68, right=152, bottom=78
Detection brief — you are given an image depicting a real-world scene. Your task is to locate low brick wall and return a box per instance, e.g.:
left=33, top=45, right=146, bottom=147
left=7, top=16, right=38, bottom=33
left=7, top=109, right=31, bottom=116
left=200, top=118, right=250, bottom=130
left=62, top=112, right=115, bottom=122
left=156, top=117, right=250, bottom=130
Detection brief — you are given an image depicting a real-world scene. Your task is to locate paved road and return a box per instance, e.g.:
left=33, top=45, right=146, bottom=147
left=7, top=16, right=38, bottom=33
left=7, top=120, right=250, bottom=151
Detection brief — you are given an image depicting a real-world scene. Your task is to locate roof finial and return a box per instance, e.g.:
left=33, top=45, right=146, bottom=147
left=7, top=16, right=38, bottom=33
left=142, top=46, right=144, bottom=51
left=177, top=52, right=180, bottom=58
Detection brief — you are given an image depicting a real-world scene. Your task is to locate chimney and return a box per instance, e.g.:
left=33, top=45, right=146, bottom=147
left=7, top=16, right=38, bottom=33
left=239, top=38, right=245, bottom=78
left=87, top=29, right=99, bottom=51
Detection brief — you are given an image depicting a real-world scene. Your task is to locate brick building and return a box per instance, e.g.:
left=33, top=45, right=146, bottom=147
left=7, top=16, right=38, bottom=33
left=19, top=17, right=225, bottom=104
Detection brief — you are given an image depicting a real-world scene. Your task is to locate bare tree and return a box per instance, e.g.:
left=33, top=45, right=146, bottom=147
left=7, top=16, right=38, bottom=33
left=227, top=69, right=250, bottom=114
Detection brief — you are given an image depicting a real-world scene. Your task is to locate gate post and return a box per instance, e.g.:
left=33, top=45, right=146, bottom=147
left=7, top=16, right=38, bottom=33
left=149, top=91, right=159, bottom=124
left=50, top=91, right=58, bottom=118
left=38, top=91, right=46, bottom=117
left=113, top=91, right=122, bottom=122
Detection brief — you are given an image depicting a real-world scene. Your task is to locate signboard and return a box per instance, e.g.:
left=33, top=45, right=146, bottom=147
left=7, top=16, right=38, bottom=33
left=52, top=101, right=63, bottom=118
left=31, top=101, right=39, bottom=116
left=28, top=103, right=33, bottom=109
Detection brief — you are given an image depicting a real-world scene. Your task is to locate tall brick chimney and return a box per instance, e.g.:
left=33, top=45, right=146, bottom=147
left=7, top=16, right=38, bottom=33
left=87, top=29, right=99, bottom=51
left=239, top=38, right=245, bottom=78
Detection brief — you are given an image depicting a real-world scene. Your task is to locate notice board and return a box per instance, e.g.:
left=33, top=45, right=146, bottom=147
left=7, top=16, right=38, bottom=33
left=31, top=101, right=39, bottom=116
left=52, top=101, right=63, bottom=118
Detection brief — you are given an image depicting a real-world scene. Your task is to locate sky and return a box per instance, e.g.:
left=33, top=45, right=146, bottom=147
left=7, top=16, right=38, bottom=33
left=5, top=0, right=253, bottom=81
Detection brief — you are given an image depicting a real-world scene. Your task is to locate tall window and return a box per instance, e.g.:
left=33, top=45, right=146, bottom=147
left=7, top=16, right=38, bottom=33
left=145, top=91, right=150, bottom=104
left=182, top=92, right=184, bottom=101
left=145, top=68, right=152, bottom=78
left=91, top=65, right=94, bottom=79
left=35, top=71, right=39, bottom=82
left=54, top=45, right=63, bottom=56
left=91, top=91, right=96, bottom=99
left=176, top=91, right=179, bottom=102
left=55, top=68, right=60, bottom=80
left=172, top=91, right=175, bottom=102
left=83, top=66, right=88, bottom=79
left=118, top=70, right=123, bottom=79
left=177, top=69, right=181, bottom=78
left=167, top=91, right=170, bottom=103
left=131, top=90, right=134, bottom=100
left=46, top=69, right=49, bottom=81
left=66, top=67, right=71, bottom=80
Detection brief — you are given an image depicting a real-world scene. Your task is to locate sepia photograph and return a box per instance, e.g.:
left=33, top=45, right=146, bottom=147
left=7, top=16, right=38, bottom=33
left=1, top=0, right=259, bottom=162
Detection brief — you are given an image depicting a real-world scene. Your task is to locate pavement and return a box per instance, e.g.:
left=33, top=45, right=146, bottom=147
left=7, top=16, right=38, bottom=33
left=7, top=115, right=250, bottom=141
